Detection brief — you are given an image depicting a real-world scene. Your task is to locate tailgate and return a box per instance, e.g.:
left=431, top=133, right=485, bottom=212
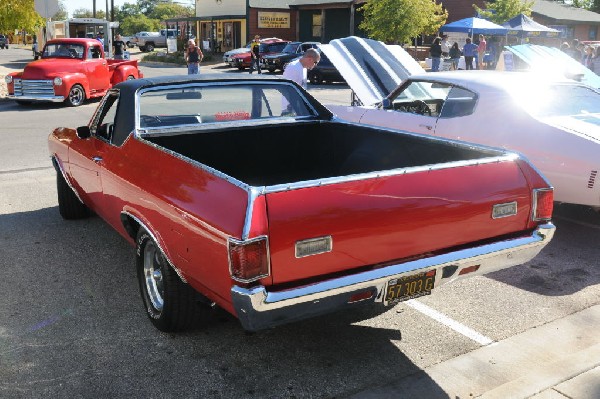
left=266, top=161, right=532, bottom=284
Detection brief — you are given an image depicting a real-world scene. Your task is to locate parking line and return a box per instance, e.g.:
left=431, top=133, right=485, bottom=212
left=406, top=299, right=494, bottom=346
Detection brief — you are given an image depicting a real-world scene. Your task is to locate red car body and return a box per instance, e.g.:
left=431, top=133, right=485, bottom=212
left=5, top=38, right=142, bottom=106
left=48, top=75, right=555, bottom=333
left=232, top=39, right=289, bottom=69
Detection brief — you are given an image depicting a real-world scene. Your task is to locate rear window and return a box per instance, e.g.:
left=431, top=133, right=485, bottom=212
left=519, top=84, right=600, bottom=124
left=138, top=82, right=317, bottom=130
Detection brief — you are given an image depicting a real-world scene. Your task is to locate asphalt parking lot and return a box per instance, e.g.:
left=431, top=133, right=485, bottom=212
left=0, top=46, right=599, bottom=399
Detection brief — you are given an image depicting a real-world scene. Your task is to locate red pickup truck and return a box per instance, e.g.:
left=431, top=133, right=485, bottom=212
left=48, top=75, right=555, bottom=333
left=5, top=38, right=142, bottom=106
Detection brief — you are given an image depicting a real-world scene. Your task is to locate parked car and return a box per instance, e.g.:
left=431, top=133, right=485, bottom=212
left=134, top=31, right=171, bottom=52
left=324, top=36, right=600, bottom=208
left=48, top=74, right=555, bottom=333
left=0, top=34, right=8, bottom=49
left=5, top=38, right=142, bottom=106
left=308, top=49, right=345, bottom=84
left=261, top=41, right=320, bottom=72
left=231, top=39, right=289, bottom=70
left=223, top=37, right=282, bottom=67
left=119, top=35, right=137, bottom=48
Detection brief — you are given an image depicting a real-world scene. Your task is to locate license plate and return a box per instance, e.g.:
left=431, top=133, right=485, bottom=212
left=384, top=270, right=436, bottom=305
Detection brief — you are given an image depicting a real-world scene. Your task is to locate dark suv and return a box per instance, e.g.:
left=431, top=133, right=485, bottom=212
left=261, top=41, right=320, bottom=72
left=0, top=35, right=9, bottom=49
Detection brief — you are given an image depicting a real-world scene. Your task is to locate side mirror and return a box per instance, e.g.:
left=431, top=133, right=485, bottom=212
left=381, top=98, right=392, bottom=109
left=76, top=125, right=91, bottom=139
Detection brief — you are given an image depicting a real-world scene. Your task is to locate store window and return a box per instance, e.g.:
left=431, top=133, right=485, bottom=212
left=589, top=25, right=597, bottom=40
left=312, top=14, right=322, bottom=37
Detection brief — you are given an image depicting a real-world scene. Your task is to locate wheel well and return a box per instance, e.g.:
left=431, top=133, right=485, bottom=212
left=121, top=213, right=141, bottom=241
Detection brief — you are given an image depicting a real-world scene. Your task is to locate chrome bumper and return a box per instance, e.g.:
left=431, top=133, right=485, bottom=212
left=232, top=223, right=555, bottom=332
left=8, top=94, right=64, bottom=103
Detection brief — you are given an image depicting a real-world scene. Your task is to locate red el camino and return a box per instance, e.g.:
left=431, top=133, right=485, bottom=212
left=48, top=74, right=555, bottom=333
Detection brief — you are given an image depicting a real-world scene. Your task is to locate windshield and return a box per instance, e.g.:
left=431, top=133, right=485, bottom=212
left=282, top=43, right=300, bottom=53
left=138, top=82, right=317, bottom=130
left=517, top=84, right=600, bottom=126
left=259, top=42, right=287, bottom=53
left=43, top=43, right=85, bottom=59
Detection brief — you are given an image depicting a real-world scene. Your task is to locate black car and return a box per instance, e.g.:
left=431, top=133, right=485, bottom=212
left=308, top=51, right=345, bottom=84
left=0, top=34, right=9, bottom=49
left=261, top=41, right=320, bottom=73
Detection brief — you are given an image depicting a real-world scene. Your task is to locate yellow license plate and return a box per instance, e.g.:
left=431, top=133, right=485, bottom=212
left=385, top=270, right=436, bottom=305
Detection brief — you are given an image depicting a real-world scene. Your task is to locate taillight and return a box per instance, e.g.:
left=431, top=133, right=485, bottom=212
left=532, top=188, right=553, bottom=221
left=228, top=236, right=270, bottom=283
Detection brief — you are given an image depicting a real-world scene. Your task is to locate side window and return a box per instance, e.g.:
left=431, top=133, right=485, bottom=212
left=439, top=87, right=477, bottom=118
left=93, top=92, right=119, bottom=142
left=88, top=45, right=101, bottom=59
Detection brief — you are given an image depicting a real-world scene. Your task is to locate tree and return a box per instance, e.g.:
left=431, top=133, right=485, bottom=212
left=115, top=2, right=142, bottom=21
left=359, top=0, right=447, bottom=44
left=474, top=0, right=534, bottom=25
left=52, top=1, right=68, bottom=20
left=148, top=3, right=194, bottom=21
left=119, top=14, right=161, bottom=35
left=0, top=0, right=44, bottom=33
left=72, top=8, right=106, bottom=19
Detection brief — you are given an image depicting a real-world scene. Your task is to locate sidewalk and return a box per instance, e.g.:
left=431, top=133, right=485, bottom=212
left=347, top=304, right=600, bottom=399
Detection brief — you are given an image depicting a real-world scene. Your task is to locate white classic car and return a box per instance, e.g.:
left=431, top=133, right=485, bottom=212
left=323, top=37, right=600, bottom=208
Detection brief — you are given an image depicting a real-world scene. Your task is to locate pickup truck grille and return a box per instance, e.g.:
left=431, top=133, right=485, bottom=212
left=13, top=79, right=55, bottom=97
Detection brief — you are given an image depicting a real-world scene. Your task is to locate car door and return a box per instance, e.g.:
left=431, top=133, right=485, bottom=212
left=360, top=80, right=452, bottom=136
left=86, top=44, right=110, bottom=93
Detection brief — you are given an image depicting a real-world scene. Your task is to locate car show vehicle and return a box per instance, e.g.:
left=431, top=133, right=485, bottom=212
left=48, top=74, right=555, bottom=333
left=308, top=50, right=345, bottom=85
left=324, top=36, right=600, bottom=208
left=261, top=41, right=320, bottom=72
left=223, top=42, right=252, bottom=66
left=5, top=38, right=142, bottom=107
left=232, top=39, right=288, bottom=70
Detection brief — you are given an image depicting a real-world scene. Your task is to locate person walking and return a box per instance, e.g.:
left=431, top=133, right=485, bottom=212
left=449, top=42, right=461, bottom=70
left=477, top=34, right=487, bottom=69
left=112, top=34, right=126, bottom=60
left=462, top=38, right=478, bottom=70
left=249, top=35, right=261, bottom=74
left=429, top=37, right=443, bottom=72
left=582, top=46, right=594, bottom=69
left=281, top=48, right=321, bottom=113
left=185, top=39, right=203, bottom=75
left=441, top=34, right=451, bottom=58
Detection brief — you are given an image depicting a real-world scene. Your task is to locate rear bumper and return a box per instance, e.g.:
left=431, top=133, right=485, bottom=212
left=231, top=223, right=555, bottom=332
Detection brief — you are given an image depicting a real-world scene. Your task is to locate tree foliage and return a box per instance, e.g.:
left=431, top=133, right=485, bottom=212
left=72, top=8, right=106, bottom=19
left=0, top=0, right=45, bottom=32
left=474, top=0, right=535, bottom=25
left=359, top=0, right=448, bottom=44
left=120, top=14, right=161, bottom=35
left=52, top=1, right=68, bottom=20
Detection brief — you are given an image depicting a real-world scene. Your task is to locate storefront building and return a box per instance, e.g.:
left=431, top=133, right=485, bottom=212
left=196, top=0, right=247, bottom=52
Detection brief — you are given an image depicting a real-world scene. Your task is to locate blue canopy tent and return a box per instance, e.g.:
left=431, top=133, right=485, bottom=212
left=441, top=17, right=508, bottom=36
left=503, top=14, right=560, bottom=40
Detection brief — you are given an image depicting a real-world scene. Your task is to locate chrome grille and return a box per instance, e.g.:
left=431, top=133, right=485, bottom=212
left=13, top=79, right=55, bottom=97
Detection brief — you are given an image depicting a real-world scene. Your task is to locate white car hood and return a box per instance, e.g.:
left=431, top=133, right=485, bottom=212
left=320, top=36, right=424, bottom=106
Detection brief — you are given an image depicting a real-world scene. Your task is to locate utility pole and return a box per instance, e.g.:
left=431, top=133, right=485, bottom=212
left=93, top=0, right=96, bottom=18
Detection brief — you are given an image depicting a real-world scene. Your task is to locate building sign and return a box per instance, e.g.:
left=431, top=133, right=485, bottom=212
left=258, top=12, right=290, bottom=29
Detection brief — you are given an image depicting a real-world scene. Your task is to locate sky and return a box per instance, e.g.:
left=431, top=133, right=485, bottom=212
left=65, top=0, right=128, bottom=18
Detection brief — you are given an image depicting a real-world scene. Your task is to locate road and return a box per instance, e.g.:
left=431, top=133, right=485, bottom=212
left=0, top=46, right=599, bottom=399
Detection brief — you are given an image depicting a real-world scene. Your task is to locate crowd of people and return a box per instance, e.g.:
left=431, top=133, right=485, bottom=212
left=429, top=34, right=497, bottom=71
left=560, top=38, right=600, bottom=74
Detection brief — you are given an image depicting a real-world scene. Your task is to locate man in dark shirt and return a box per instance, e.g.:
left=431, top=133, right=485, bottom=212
left=113, top=34, right=126, bottom=59
left=249, top=35, right=261, bottom=74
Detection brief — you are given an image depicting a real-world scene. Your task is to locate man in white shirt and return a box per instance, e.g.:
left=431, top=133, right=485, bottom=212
left=281, top=48, right=321, bottom=113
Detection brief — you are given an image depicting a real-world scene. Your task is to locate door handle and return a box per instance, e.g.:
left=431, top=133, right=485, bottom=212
left=419, top=124, right=433, bottom=131
left=92, top=156, right=103, bottom=164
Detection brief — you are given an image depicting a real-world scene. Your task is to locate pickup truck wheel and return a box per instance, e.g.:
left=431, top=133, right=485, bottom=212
left=56, top=170, right=89, bottom=219
left=126, top=75, right=135, bottom=80
left=139, top=46, right=146, bottom=52
left=145, top=43, right=155, bottom=52
left=136, top=230, right=197, bottom=332
left=66, top=84, right=85, bottom=107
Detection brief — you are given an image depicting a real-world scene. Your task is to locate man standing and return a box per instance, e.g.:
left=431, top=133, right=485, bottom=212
left=112, top=34, right=126, bottom=60
left=282, top=48, right=320, bottom=89
left=185, top=39, right=203, bottom=75
left=462, top=38, right=478, bottom=70
left=441, top=34, right=450, bottom=58
left=249, top=35, right=261, bottom=74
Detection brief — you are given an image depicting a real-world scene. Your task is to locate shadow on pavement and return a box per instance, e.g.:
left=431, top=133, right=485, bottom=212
left=0, top=205, right=449, bottom=399
left=490, top=203, right=600, bottom=296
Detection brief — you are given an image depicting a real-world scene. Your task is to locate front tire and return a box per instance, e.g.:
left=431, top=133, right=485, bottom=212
left=56, top=169, right=89, bottom=219
left=136, top=229, right=199, bottom=332
left=65, top=84, right=85, bottom=107
left=309, top=71, right=323, bottom=85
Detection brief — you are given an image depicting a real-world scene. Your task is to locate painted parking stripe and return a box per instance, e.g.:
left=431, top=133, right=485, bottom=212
left=406, top=299, right=494, bottom=346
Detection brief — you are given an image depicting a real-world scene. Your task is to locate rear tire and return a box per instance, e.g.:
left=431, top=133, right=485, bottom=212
left=136, top=229, right=201, bottom=332
left=309, top=71, right=323, bottom=85
left=145, top=43, right=155, bottom=52
left=56, top=170, right=89, bottom=219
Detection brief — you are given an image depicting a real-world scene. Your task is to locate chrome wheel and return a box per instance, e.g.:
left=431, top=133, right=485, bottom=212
left=143, top=241, right=164, bottom=312
left=66, top=85, right=85, bottom=107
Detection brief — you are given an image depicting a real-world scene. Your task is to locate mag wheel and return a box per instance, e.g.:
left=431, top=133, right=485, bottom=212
left=66, top=84, right=85, bottom=107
